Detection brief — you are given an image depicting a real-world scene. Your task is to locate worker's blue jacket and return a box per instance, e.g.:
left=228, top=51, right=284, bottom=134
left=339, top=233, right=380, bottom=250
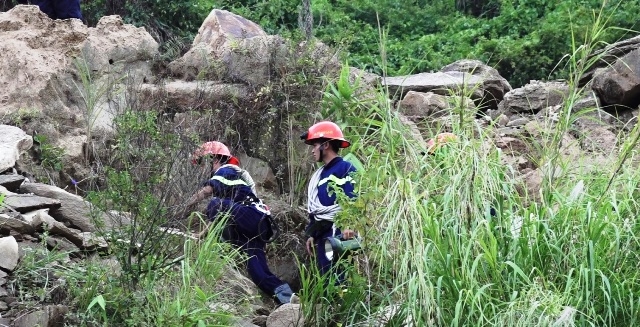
left=305, top=156, right=357, bottom=239
left=204, top=166, right=271, bottom=246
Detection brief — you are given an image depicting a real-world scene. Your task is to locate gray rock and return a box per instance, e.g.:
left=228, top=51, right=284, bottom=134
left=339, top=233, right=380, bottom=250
left=266, top=303, right=304, bottom=327
left=234, top=318, right=261, bottom=327
left=0, top=236, right=19, bottom=271
left=398, top=91, right=459, bottom=119
left=498, top=80, right=570, bottom=114
left=0, top=125, right=32, bottom=173
left=506, top=117, right=530, bottom=127
left=496, top=114, right=510, bottom=127
left=441, top=59, right=512, bottom=109
left=30, top=211, right=86, bottom=249
left=169, top=10, right=331, bottom=86
left=0, top=174, right=25, bottom=192
left=592, top=48, right=640, bottom=107
left=0, top=213, right=34, bottom=234
left=11, top=304, right=68, bottom=327
left=20, top=183, right=99, bottom=232
left=382, top=71, right=484, bottom=99
left=46, top=236, right=79, bottom=253
left=580, top=35, right=640, bottom=86
left=3, top=194, right=61, bottom=213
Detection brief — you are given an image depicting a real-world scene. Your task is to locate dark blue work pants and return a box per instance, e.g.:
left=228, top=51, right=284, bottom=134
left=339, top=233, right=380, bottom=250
left=314, top=228, right=346, bottom=284
left=207, top=200, right=285, bottom=297
left=30, top=0, right=83, bottom=20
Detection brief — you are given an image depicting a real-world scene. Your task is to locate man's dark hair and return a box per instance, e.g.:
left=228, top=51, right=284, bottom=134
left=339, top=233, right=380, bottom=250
left=328, top=140, right=341, bottom=153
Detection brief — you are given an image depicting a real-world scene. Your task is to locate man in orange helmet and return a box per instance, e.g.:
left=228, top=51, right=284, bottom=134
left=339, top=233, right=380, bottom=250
left=188, top=141, right=293, bottom=304
left=300, top=121, right=358, bottom=281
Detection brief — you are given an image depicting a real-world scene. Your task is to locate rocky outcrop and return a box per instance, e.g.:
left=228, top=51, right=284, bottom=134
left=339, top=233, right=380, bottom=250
left=0, top=5, right=157, bottom=119
left=170, top=10, right=282, bottom=85
left=137, top=80, right=253, bottom=112
left=580, top=35, right=640, bottom=85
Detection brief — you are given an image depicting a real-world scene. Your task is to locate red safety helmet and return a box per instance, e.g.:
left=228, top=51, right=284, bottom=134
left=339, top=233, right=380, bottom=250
left=426, top=132, right=457, bottom=154
left=192, top=141, right=238, bottom=165
left=300, top=121, right=350, bottom=148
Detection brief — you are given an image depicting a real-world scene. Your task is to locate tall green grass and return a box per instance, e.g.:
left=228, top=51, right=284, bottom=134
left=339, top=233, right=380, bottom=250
left=301, top=4, right=640, bottom=325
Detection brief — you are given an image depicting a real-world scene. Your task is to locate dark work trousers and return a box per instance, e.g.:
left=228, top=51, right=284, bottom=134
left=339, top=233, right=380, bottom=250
left=207, top=200, right=285, bottom=297
left=314, top=228, right=346, bottom=285
left=29, top=0, right=83, bottom=20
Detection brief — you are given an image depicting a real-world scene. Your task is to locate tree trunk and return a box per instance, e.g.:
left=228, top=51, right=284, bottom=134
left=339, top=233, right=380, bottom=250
left=105, top=0, right=126, bottom=16
left=299, top=0, right=313, bottom=40
left=455, top=0, right=499, bottom=18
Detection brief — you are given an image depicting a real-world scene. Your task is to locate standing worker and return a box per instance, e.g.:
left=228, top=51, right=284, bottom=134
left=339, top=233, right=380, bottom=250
left=188, top=141, right=293, bottom=304
left=300, top=121, right=358, bottom=280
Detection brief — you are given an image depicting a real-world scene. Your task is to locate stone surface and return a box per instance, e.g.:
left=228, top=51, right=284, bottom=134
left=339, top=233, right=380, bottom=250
left=169, top=9, right=288, bottom=85
left=21, top=183, right=111, bottom=232
left=3, top=194, right=61, bottom=213
left=0, top=125, right=32, bottom=173
left=0, top=6, right=158, bottom=170
left=0, top=213, right=34, bottom=234
left=266, top=303, right=304, bottom=327
left=382, top=71, right=484, bottom=98
left=441, top=59, right=512, bottom=109
left=0, top=174, right=25, bottom=192
left=498, top=80, right=570, bottom=114
left=0, top=236, right=19, bottom=271
left=11, top=304, right=68, bottom=327
left=592, top=48, right=640, bottom=107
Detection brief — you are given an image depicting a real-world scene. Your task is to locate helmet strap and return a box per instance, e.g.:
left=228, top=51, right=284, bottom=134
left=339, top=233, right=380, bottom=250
left=317, top=141, right=329, bottom=163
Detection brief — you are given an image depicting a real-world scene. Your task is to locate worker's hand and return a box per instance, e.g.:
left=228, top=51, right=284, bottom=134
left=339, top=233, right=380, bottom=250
left=305, top=237, right=315, bottom=256
left=342, top=229, right=355, bottom=240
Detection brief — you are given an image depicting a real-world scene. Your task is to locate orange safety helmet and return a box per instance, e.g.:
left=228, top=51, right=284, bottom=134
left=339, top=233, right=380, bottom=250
left=425, top=132, right=457, bottom=154
left=300, top=121, right=351, bottom=148
left=192, top=141, right=235, bottom=165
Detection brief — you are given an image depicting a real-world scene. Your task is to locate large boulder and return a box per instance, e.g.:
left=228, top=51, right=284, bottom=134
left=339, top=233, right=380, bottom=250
left=0, top=125, right=32, bottom=172
left=580, top=35, right=640, bottom=86
left=441, top=59, right=512, bottom=109
left=591, top=48, right=640, bottom=107
left=498, top=80, right=570, bottom=115
left=168, top=9, right=287, bottom=85
left=382, top=71, right=484, bottom=99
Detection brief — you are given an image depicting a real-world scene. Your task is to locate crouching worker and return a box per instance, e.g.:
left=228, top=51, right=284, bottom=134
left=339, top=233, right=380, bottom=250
left=301, top=121, right=358, bottom=283
left=188, top=141, right=293, bottom=304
